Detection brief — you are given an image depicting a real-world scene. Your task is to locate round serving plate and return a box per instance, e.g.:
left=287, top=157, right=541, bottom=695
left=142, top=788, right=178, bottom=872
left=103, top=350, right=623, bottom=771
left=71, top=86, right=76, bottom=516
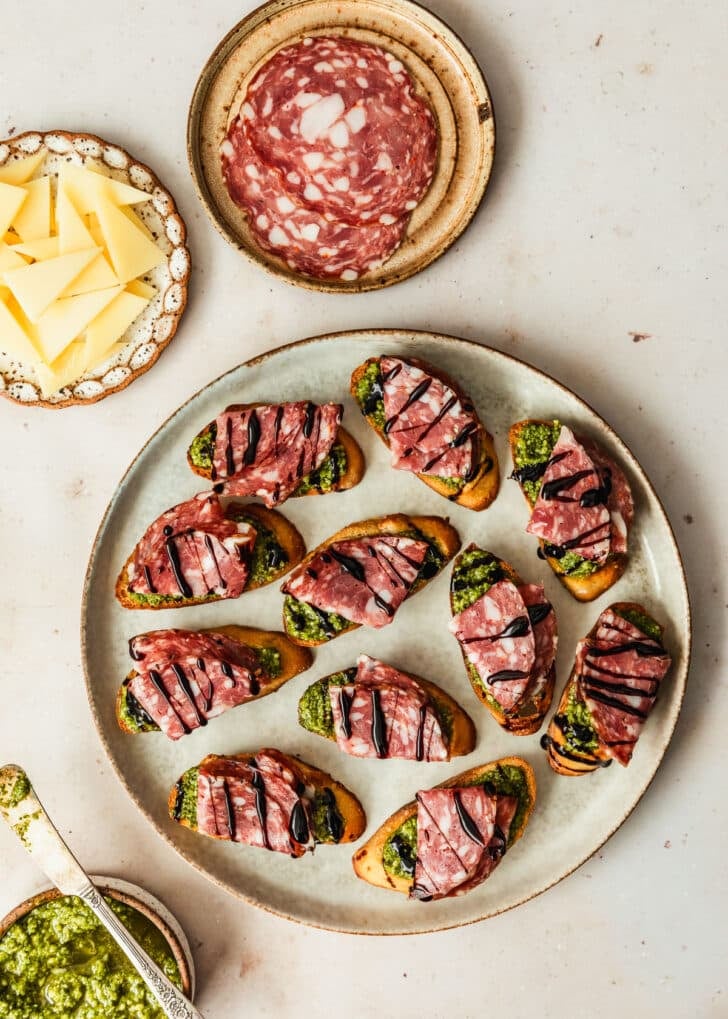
left=187, top=0, right=495, bottom=292
left=0, top=874, right=196, bottom=1000
left=0, top=131, right=191, bottom=408
left=82, top=330, right=690, bottom=935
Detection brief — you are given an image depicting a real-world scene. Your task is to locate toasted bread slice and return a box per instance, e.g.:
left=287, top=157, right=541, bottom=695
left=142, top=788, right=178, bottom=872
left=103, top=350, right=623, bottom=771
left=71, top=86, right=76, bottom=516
left=352, top=757, right=536, bottom=894
left=509, top=419, right=628, bottom=602
left=169, top=748, right=366, bottom=846
left=115, top=502, right=305, bottom=610
left=187, top=402, right=365, bottom=499
left=298, top=659, right=476, bottom=759
left=116, top=625, right=313, bottom=734
left=350, top=356, right=499, bottom=511
left=543, top=601, right=665, bottom=776
left=281, top=512, right=461, bottom=646
left=449, top=544, right=556, bottom=735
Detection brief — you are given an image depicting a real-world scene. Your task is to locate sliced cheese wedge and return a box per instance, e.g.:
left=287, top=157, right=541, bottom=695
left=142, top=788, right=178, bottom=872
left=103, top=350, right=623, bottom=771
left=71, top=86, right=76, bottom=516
left=60, top=163, right=151, bottom=216
left=0, top=243, right=28, bottom=271
left=0, top=297, right=42, bottom=364
left=84, top=289, right=149, bottom=368
left=0, top=182, right=28, bottom=237
left=10, top=236, right=60, bottom=261
left=56, top=186, right=96, bottom=254
left=120, top=204, right=155, bottom=241
left=0, top=151, right=46, bottom=186
left=61, top=252, right=118, bottom=297
left=125, top=278, right=157, bottom=300
left=35, top=340, right=89, bottom=397
left=3, top=248, right=100, bottom=322
left=34, top=285, right=121, bottom=363
left=12, top=176, right=51, bottom=242
left=94, top=195, right=164, bottom=283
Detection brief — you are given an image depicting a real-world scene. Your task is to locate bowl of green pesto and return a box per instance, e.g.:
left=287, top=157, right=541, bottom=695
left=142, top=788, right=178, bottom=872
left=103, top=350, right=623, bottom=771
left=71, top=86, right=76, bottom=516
left=0, top=876, right=194, bottom=1018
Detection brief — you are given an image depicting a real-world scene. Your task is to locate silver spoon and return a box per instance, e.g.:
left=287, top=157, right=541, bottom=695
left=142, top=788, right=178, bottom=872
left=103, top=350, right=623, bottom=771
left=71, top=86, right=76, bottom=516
left=0, top=765, right=205, bottom=1019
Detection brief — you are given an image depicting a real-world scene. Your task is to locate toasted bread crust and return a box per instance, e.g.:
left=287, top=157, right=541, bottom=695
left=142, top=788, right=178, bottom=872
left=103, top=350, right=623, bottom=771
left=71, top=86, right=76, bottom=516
left=509, top=419, right=629, bottom=603
left=169, top=749, right=366, bottom=844
left=115, top=502, right=305, bottom=610
left=352, top=756, right=536, bottom=894
left=187, top=403, right=365, bottom=495
left=544, top=601, right=663, bottom=776
left=282, top=513, right=461, bottom=646
left=449, top=544, right=556, bottom=734
left=350, top=356, right=500, bottom=511
left=116, top=626, right=313, bottom=734
left=305, top=662, right=476, bottom=759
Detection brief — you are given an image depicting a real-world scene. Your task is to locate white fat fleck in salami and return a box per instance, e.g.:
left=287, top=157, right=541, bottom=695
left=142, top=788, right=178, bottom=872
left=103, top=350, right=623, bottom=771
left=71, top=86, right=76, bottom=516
left=449, top=579, right=537, bottom=712
left=379, top=356, right=482, bottom=480
left=577, top=607, right=671, bottom=766
left=241, top=36, right=438, bottom=225
left=221, top=118, right=407, bottom=280
left=526, top=426, right=612, bottom=563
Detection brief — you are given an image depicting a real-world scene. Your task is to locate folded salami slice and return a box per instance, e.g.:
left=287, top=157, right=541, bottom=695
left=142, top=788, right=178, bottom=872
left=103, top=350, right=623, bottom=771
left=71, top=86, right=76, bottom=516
left=209, top=402, right=341, bottom=505
left=379, top=356, right=481, bottom=479
left=241, top=36, right=437, bottom=226
left=283, top=534, right=429, bottom=628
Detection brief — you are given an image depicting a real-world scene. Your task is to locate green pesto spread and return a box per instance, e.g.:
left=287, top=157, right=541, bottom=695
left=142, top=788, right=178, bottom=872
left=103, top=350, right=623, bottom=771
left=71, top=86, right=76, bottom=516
left=552, top=551, right=599, bottom=579
left=450, top=548, right=505, bottom=615
left=256, top=646, right=282, bottom=677
left=233, top=510, right=288, bottom=587
left=512, top=420, right=562, bottom=504
left=188, top=424, right=216, bottom=472
left=617, top=605, right=662, bottom=642
left=283, top=596, right=354, bottom=643
left=382, top=764, right=532, bottom=882
left=0, top=896, right=180, bottom=1019
left=171, top=768, right=199, bottom=827
left=0, top=771, right=29, bottom=810
left=309, top=789, right=345, bottom=844
left=354, top=361, right=386, bottom=431
left=555, top=684, right=599, bottom=755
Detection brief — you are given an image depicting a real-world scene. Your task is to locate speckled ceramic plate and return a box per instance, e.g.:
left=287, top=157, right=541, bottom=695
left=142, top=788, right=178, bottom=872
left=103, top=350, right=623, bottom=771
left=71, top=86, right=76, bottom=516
left=82, top=330, right=690, bottom=934
left=0, top=131, right=191, bottom=408
left=187, top=0, right=495, bottom=292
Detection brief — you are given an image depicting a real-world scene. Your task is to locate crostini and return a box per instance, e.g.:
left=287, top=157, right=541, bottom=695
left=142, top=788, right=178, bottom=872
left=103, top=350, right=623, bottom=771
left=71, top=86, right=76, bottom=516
left=351, top=355, right=499, bottom=511
left=281, top=512, right=461, bottom=646
left=298, top=654, right=476, bottom=760
left=542, top=602, right=672, bottom=775
left=352, top=757, right=535, bottom=899
left=448, top=545, right=558, bottom=735
left=509, top=419, right=634, bottom=601
left=187, top=401, right=365, bottom=507
left=170, top=749, right=366, bottom=853
left=115, top=493, right=305, bottom=610
left=116, top=626, right=312, bottom=738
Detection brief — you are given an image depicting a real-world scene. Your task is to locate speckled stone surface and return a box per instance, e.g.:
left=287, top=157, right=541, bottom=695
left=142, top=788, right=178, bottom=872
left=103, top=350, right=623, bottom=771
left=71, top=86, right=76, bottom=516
left=0, top=1, right=725, bottom=1016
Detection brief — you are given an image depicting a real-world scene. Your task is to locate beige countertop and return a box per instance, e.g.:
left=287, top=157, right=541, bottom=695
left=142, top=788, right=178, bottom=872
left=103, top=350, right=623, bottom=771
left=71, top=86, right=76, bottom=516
left=0, top=1, right=725, bottom=1015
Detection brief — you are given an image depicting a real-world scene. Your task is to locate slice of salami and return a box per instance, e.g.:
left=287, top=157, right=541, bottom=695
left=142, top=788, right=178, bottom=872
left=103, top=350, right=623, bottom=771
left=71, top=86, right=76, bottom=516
left=412, top=786, right=497, bottom=901
left=210, top=401, right=342, bottom=505
left=581, top=438, right=634, bottom=556
left=578, top=608, right=671, bottom=765
left=526, top=426, right=612, bottom=563
left=197, top=752, right=313, bottom=856
left=518, top=583, right=558, bottom=704
left=241, top=36, right=437, bottom=225
left=127, top=629, right=264, bottom=741
left=127, top=493, right=256, bottom=600
left=449, top=579, right=537, bottom=712
left=455, top=794, right=518, bottom=895
left=283, top=534, right=429, bottom=628
left=328, top=655, right=448, bottom=760
left=379, top=356, right=481, bottom=479
left=222, top=121, right=407, bottom=281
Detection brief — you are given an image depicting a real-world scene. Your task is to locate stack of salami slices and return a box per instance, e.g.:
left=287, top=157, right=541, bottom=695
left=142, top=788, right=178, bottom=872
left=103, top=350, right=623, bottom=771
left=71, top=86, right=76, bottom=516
left=221, top=36, right=438, bottom=281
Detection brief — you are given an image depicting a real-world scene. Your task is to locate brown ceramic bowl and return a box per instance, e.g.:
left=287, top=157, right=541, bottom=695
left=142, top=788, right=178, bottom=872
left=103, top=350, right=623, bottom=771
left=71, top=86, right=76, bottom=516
left=0, top=875, right=195, bottom=1001
left=188, top=0, right=496, bottom=292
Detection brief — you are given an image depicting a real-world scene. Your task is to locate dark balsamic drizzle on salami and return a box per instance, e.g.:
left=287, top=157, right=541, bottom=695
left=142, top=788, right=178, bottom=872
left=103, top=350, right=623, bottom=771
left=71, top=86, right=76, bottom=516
left=460, top=616, right=531, bottom=644
left=488, top=825, right=507, bottom=861
left=243, top=410, right=261, bottom=466
left=204, top=534, right=228, bottom=590
left=415, top=705, right=427, bottom=762
left=172, top=663, right=207, bottom=726
left=540, top=468, right=595, bottom=502
left=527, top=602, right=552, bottom=626
left=383, top=377, right=432, bottom=434
left=225, top=416, right=235, bottom=476
left=303, top=402, right=316, bottom=438
left=250, top=765, right=269, bottom=849
left=454, top=792, right=485, bottom=846
left=330, top=546, right=395, bottom=618
left=338, top=688, right=353, bottom=739
left=580, top=468, right=612, bottom=507
left=487, top=669, right=530, bottom=686
left=222, top=779, right=236, bottom=840
left=586, top=640, right=666, bottom=659
left=509, top=451, right=569, bottom=487
left=288, top=800, right=310, bottom=845
left=390, top=834, right=416, bottom=877
left=143, top=565, right=157, bottom=593
left=164, top=537, right=193, bottom=599
left=578, top=687, right=648, bottom=719
left=149, top=670, right=190, bottom=734
left=370, top=690, right=388, bottom=757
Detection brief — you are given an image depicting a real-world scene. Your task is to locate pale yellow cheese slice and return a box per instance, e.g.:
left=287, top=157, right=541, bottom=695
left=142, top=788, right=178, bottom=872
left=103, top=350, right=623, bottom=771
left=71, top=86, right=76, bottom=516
left=0, top=296, right=42, bottom=364
left=84, top=289, right=149, bottom=368
left=0, top=182, right=28, bottom=237
left=10, top=236, right=59, bottom=261
left=94, top=195, right=164, bottom=283
left=3, top=247, right=99, bottom=321
left=0, top=243, right=28, bottom=271
left=60, top=163, right=151, bottom=216
left=34, top=284, right=121, bottom=362
left=125, top=278, right=157, bottom=300
left=12, top=176, right=51, bottom=242
left=120, top=204, right=155, bottom=241
left=60, top=252, right=118, bottom=298
left=0, top=151, right=46, bottom=186
left=34, top=340, right=89, bottom=397
left=56, top=186, right=96, bottom=254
